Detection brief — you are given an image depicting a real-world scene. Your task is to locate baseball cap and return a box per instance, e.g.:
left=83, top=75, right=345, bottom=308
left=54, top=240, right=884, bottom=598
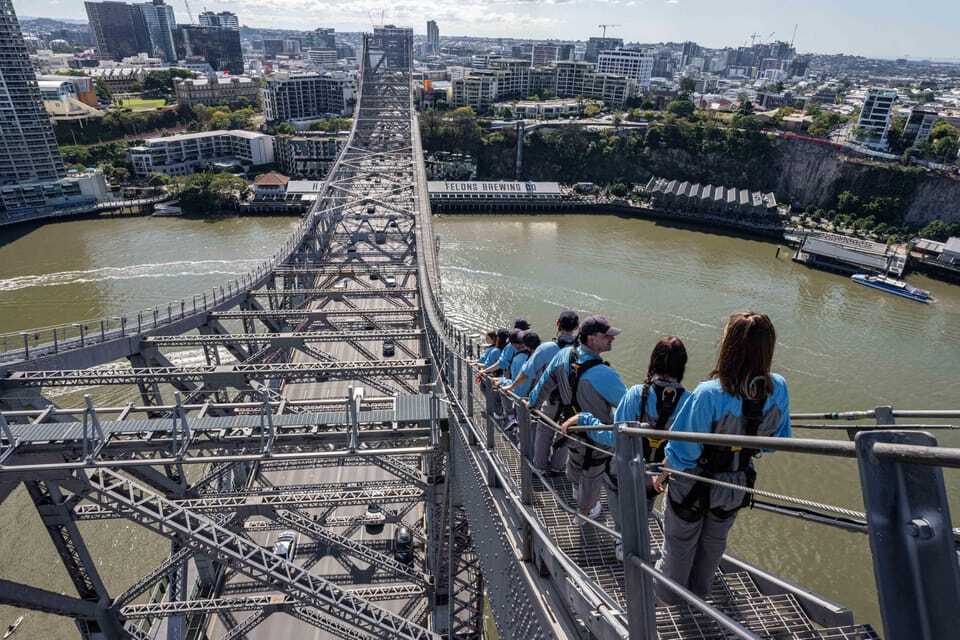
left=513, top=317, right=530, bottom=330
left=579, top=315, right=621, bottom=340
left=557, top=310, right=579, bottom=332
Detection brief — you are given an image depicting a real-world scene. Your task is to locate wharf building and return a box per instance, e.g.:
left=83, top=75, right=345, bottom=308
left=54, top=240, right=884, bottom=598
left=494, top=98, right=582, bottom=120
left=428, top=180, right=578, bottom=212
left=274, top=132, right=347, bottom=179
left=793, top=231, right=907, bottom=276
left=857, top=89, right=897, bottom=149
left=262, top=72, right=355, bottom=123
left=174, top=75, right=260, bottom=107
left=645, top=177, right=779, bottom=218
left=127, top=130, right=274, bottom=176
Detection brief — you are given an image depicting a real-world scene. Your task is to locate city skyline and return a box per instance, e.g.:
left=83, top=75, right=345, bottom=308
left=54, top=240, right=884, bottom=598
left=15, top=0, right=960, bottom=60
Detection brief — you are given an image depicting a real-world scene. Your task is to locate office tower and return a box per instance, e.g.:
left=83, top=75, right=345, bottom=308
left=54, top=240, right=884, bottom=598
left=198, top=11, right=239, bottom=30
left=304, top=28, right=336, bottom=50
left=857, top=89, right=898, bottom=149
left=84, top=0, right=150, bottom=60
left=0, top=0, right=65, bottom=187
left=371, top=25, right=413, bottom=70
left=585, top=37, right=623, bottom=63
left=530, top=44, right=559, bottom=66
left=138, top=0, right=177, bottom=62
left=175, top=25, right=243, bottom=74
left=596, top=49, right=655, bottom=89
left=426, top=20, right=439, bottom=53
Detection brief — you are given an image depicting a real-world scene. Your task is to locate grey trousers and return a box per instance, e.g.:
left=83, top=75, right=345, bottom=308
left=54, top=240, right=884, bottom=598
left=567, top=448, right=606, bottom=513
left=533, top=404, right=566, bottom=470
left=654, top=498, right=737, bottom=604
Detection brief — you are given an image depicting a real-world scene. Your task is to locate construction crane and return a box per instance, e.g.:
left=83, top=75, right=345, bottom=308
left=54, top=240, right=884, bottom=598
left=598, top=24, right=621, bottom=39
left=182, top=0, right=194, bottom=23
left=748, top=32, right=762, bottom=47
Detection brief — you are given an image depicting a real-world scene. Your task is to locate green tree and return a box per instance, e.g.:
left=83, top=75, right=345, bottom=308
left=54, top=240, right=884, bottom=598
left=583, top=102, right=602, bottom=117
left=665, top=98, right=695, bottom=119
left=678, top=77, right=696, bottom=95
left=94, top=77, right=112, bottom=103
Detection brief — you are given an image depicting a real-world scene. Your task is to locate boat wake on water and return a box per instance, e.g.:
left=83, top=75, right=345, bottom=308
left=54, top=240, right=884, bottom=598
left=0, top=260, right=263, bottom=292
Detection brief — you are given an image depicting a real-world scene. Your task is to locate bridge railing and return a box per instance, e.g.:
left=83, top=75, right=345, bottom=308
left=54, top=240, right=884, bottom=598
left=440, top=342, right=960, bottom=640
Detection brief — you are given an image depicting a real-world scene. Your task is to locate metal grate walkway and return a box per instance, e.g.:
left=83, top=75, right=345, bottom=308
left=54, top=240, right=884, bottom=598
left=489, top=424, right=879, bottom=639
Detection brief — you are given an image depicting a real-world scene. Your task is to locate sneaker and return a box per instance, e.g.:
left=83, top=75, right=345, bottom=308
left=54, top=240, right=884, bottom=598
left=615, top=542, right=623, bottom=562
left=587, top=501, right=603, bottom=519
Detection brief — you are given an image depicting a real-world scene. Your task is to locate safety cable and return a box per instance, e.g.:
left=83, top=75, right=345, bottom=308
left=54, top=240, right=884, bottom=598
left=644, top=465, right=868, bottom=521
left=463, top=356, right=871, bottom=523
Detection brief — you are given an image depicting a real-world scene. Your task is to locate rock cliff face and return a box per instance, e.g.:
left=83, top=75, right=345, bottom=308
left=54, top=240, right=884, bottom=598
left=771, top=139, right=960, bottom=225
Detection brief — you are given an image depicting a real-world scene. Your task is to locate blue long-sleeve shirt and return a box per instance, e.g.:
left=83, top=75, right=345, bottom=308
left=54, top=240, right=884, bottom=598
left=479, top=345, right=501, bottom=368
left=578, top=381, right=687, bottom=447
left=528, top=346, right=627, bottom=422
left=517, top=336, right=575, bottom=389
left=665, top=374, right=792, bottom=471
left=499, top=351, right=531, bottom=396
left=494, top=343, right=517, bottom=372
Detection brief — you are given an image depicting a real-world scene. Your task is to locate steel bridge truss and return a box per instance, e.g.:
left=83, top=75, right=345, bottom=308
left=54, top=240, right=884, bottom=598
left=0, top=33, right=489, bottom=640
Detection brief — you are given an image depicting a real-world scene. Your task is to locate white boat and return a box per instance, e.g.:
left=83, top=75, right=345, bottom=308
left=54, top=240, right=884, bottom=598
left=851, top=273, right=934, bottom=303
left=152, top=203, right=183, bottom=217
left=3, top=616, right=23, bottom=639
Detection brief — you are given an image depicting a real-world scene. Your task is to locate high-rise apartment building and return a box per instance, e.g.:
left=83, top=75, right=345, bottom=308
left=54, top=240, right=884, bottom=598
left=0, top=1, right=110, bottom=223
left=585, top=37, right=623, bottom=63
left=175, top=25, right=243, bottom=74
left=0, top=1, right=64, bottom=187
left=371, top=25, right=413, bottom=70
left=426, top=20, right=439, bottom=54
left=903, top=107, right=939, bottom=146
left=198, top=11, right=239, bottom=30
left=262, top=72, right=355, bottom=122
left=596, top=48, right=654, bottom=90
left=857, top=88, right=897, bottom=149
left=84, top=1, right=150, bottom=60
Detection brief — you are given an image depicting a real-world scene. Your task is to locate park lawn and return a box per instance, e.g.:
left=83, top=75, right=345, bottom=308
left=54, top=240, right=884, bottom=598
left=117, top=98, right=166, bottom=112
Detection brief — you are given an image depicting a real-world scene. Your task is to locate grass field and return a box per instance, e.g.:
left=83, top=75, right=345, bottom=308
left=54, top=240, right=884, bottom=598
left=117, top=98, right=166, bottom=112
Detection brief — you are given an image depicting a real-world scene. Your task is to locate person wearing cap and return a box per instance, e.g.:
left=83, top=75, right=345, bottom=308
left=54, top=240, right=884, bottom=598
left=503, top=310, right=580, bottom=472
left=479, top=318, right=530, bottom=379
left=528, top=316, right=627, bottom=518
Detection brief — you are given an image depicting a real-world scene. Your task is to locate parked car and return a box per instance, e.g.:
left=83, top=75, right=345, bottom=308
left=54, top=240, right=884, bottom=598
left=394, top=526, right=414, bottom=564
left=365, top=503, right=386, bottom=534
left=273, top=531, right=298, bottom=561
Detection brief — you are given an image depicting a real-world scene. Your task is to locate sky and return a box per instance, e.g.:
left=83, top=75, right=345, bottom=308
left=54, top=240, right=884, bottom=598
left=15, top=0, right=960, bottom=60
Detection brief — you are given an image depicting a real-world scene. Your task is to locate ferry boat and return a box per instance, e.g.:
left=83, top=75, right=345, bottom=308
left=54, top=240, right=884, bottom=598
left=851, top=273, right=933, bottom=303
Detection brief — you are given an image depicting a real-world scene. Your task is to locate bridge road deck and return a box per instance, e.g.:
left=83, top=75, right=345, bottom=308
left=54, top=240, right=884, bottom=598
left=205, top=53, right=432, bottom=638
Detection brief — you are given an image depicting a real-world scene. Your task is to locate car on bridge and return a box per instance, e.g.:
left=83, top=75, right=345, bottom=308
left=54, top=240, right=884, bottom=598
left=384, top=275, right=397, bottom=288
left=383, top=339, right=395, bottom=357
left=365, top=502, right=386, bottom=534
left=273, top=530, right=298, bottom=561
left=394, top=526, right=414, bottom=564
